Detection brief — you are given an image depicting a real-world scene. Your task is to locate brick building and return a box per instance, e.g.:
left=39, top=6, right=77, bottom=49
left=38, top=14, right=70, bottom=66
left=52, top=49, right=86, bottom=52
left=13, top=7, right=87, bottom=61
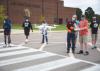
left=0, top=0, right=77, bottom=24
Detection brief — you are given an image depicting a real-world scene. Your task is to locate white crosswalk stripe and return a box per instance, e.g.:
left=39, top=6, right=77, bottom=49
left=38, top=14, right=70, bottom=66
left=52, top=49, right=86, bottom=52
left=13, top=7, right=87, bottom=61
left=0, top=43, right=99, bottom=71
left=0, top=48, right=37, bottom=58
left=0, top=52, right=55, bottom=67
left=14, top=58, right=81, bottom=71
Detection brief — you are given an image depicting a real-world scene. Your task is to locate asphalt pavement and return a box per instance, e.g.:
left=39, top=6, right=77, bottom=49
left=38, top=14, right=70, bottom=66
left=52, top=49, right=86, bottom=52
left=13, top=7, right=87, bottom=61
left=0, top=30, right=100, bottom=71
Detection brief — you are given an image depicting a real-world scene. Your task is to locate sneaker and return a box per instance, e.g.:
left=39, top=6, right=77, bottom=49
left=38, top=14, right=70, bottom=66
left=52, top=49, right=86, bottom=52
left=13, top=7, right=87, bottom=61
left=72, top=48, right=75, bottom=54
left=77, top=50, right=83, bottom=54
left=67, top=50, right=70, bottom=53
left=3, top=44, right=7, bottom=48
left=84, top=51, right=89, bottom=55
left=8, top=44, right=11, bottom=47
left=25, top=39, right=28, bottom=43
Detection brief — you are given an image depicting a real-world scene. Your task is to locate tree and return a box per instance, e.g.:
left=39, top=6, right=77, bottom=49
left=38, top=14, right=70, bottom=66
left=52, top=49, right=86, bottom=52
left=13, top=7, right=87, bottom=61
left=76, top=8, right=82, bottom=21
left=85, top=7, right=95, bottom=22
left=0, top=5, right=5, bottom=29
left=95, top=14, right=100, bottom=23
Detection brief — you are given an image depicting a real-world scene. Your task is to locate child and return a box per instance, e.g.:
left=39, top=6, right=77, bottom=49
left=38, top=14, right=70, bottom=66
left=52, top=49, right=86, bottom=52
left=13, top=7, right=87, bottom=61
left=41, top=21, right=48, bottom=44
left=22, top=18, right=33, bottom=43
left=3, top=16, right=12, bottom=47
left=90, top=16, right=99, bottom=49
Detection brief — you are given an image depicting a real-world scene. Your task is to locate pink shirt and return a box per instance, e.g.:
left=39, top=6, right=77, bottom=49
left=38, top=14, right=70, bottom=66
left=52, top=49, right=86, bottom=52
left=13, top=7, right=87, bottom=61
left=79, top=19, right=88, bottom=36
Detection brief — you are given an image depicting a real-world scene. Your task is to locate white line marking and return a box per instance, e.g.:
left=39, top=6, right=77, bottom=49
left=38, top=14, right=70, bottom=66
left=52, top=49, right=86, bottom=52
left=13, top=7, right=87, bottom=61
left=79, top=59, right=99, bottom=66
left=14, top=57, right=81, bottom=71
left=0, top=52, right=55, bottom=67
left=0, top=46, right=28, bottom=52
left=38, top=45, right=99, bottom=66
left=39, top=43, right=46, bottom=51
left=68, top=53, right=75, bottom=58
left=97, top=48, right=100, bottom=52
left=19, top=42, right=25, bottom=46
left=68, top=49, right=75, bottom=58
left=0, top=48, right=36, bottom=58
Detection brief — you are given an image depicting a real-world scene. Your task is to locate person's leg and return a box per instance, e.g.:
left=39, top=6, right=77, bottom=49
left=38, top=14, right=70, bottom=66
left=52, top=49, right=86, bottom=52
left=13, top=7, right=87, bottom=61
left=75, top=32, right=78, bottom=48
left=4, top=35, right=7, bottom=45
left=72, top=33, right=75, bottom=53
left=4, top=30, right=7, bottom=47
left=4, top=30, right=7, bottom=45
left=67, top=33, right=71, bottom=53
left=94, top=34, right=97, bottom=48
left=8, top=35, right=11, bottom=44
left=26, top=35, right=28, bottom=39
left=77, top=36, right=83, bottom=54
left=83, top=35, right=89, bottom=55
left=45, top=35, right=48, bottom=44
left=8, top=30, right=11, bottom=44
left=42, top=35, right=44, bottom=43
left=92, top=34, right=95, bottom=48
left=92, top=34, right=97, bottom=49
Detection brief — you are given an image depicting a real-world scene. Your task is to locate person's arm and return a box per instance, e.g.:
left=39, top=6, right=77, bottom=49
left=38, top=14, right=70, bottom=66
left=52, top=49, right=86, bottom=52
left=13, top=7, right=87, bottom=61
left=10, top=20, right=12, bottom=29
left=66, top=23, right=71, bottom=32
left=90, top=21, right=93, bottom=28
left=3, top=20, right=5, bottom=29
left=30, top=22, right=33, bottom=32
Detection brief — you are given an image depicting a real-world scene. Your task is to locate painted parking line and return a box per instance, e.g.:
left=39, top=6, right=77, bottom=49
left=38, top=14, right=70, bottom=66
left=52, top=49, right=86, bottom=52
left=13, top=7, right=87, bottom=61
left=39, top=43, right=46, bottom=51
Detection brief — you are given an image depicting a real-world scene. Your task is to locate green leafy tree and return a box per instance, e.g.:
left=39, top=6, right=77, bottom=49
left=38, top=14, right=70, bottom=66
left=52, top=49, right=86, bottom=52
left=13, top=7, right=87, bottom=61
left=95, top=14, right=100, bottom=23
left=85, top=7, right=95, bottom=22
left=76, top=8, right=82, bottom=21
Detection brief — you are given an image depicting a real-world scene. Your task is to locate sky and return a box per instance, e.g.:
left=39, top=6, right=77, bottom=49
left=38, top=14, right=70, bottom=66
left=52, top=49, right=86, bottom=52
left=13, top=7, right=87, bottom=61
left=63, top=0, right=100, bottom=15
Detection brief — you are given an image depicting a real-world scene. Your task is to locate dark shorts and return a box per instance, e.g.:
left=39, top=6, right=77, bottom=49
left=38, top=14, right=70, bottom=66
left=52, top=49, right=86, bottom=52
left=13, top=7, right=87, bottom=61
left=4, top=29, right=11, bottom=35
left=24, top=29, right=30, bottom=36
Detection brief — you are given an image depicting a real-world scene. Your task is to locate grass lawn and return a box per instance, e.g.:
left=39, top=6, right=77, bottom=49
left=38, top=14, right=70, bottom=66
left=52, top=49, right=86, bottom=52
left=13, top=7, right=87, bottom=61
left=11, top=24, right=67, bottom=31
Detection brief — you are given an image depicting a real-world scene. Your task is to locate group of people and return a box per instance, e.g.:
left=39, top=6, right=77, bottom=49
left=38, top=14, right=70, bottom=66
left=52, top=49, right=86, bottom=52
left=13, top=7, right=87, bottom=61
left=66, top=14, right=99, bottom=55
left=3, top=16, right=49, bottom=47
left=2, top=15, right=99, bottom=56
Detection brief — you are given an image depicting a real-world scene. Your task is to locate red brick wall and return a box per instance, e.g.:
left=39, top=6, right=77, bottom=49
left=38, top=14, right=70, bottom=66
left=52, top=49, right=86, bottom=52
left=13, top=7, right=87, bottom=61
left=0, top=0, right=77, bottom=24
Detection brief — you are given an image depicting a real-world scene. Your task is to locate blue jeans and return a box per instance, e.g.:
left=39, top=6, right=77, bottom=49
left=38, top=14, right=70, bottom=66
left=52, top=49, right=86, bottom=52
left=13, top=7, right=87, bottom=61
left=42, top=35, right=48, bottom=43
left=67, top=32, right=75, bottom=51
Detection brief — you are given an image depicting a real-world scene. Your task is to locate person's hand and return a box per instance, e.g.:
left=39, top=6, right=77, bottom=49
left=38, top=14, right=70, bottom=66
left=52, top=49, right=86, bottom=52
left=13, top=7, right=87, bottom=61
left=74, top=28, right=80, bottom=31
left=68, top=29, right=71, bottom=33
left=70, top=27, right=74, bottom=30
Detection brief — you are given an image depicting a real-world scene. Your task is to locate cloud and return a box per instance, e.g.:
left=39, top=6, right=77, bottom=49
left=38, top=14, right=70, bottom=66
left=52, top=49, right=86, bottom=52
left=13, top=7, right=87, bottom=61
left=63, top=0, right=100, bottom=14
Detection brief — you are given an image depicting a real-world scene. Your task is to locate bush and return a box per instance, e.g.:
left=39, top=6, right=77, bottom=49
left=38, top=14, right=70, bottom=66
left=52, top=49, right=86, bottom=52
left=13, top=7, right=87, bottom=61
left=0, top=5, right=5, bottom=29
